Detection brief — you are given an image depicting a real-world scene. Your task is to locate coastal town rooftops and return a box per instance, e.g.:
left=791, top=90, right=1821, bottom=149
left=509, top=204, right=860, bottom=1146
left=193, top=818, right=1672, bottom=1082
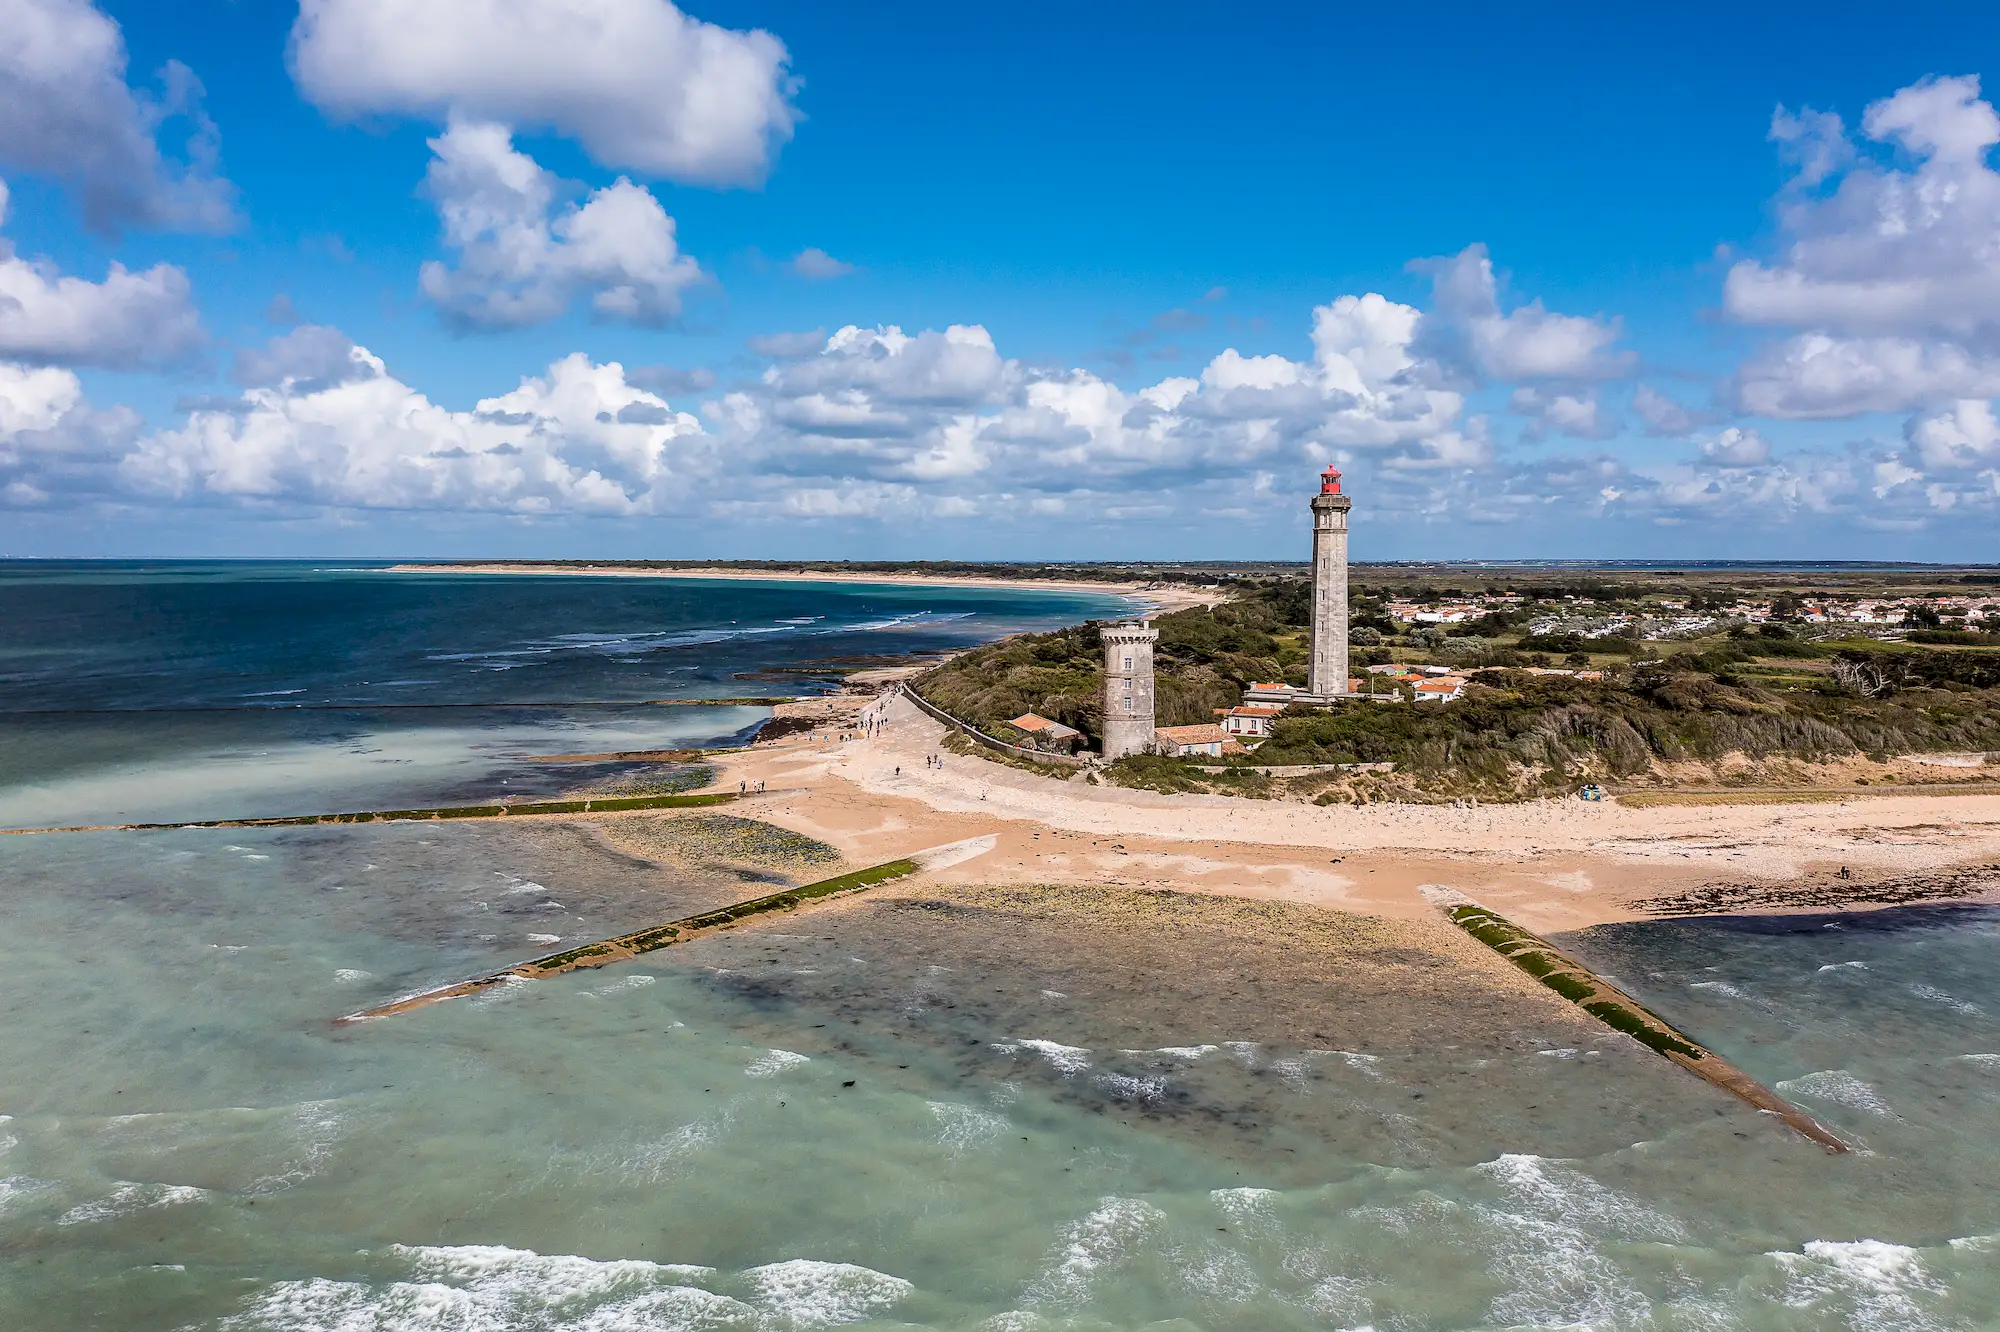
left=1225, top=704, right=1285, bottom=718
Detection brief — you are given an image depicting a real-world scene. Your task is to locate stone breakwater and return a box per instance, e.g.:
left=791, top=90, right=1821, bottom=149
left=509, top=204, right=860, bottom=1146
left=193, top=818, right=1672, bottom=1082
left=1424, top=887, right=1851, bottom=1153
left=337, top=835, right=998, bottom=1024
left=0, top=790, right=750, bottom=836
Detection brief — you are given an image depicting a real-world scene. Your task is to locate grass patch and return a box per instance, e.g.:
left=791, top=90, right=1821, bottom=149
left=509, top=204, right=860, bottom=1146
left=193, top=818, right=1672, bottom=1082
left=530, top=943, right=614, bottom=971
left=939, top=729, right=1078, bottom=776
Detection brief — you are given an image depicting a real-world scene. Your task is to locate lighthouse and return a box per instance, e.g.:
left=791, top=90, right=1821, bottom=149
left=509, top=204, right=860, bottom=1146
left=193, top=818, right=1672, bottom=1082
left=1308, top=464, right=1352, bottom=698
left=1100, top=620, right=1159, bottom=759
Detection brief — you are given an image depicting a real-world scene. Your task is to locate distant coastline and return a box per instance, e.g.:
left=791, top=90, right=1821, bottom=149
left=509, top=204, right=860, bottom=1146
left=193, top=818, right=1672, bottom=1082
left=386, top=562, right=1221, bottom=615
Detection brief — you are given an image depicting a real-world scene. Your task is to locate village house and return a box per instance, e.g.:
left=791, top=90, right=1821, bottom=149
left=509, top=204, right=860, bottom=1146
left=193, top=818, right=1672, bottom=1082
left=1154, top=723, right=1231, bottom=757
left=1006, top=713, right=1082, bottom=753
left=1412, top=676, right=1468, bottom=703
left=1218, top=704, right=1284, bottom=739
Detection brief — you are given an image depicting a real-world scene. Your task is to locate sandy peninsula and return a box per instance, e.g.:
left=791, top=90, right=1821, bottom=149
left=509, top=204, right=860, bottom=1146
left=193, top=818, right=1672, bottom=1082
left=703, top=680, right=2000, bottom=938
left=386, top=562, right=1220, bottom=615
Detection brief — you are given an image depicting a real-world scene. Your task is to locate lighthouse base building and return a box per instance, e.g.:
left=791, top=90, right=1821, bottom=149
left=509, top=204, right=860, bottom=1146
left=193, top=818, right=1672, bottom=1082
left=1245, top=464, right=1356, bottom=708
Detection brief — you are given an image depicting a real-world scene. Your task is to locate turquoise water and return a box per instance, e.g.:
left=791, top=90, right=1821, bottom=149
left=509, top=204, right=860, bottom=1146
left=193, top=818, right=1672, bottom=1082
left=5, top=564, right=2000, bottom=1329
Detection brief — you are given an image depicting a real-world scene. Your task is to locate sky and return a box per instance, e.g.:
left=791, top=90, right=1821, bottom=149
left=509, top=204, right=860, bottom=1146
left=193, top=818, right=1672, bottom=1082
left=5, top=2, right=2000, bottom=561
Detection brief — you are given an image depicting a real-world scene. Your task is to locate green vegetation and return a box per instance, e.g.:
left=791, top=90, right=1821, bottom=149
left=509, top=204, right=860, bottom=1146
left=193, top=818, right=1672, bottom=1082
left=675, top=858, right=922, bottom=932
left=913, top=583, right=1316, bottom=746
left=937, top=729, right=1080, bottom=775
left=1444, top=902, right=1705, bottom=1059
left=1252, top=663, right=2000, bottom=797
left=1538, top=972, right=1593, bottom=1003
left=1101, top=753, right=1275, bottom=796
left=530, top=943, right=614, bottom=970
left=1583, top=1000, right=1706, bottom=1059
left=614, top=814, right=842, bottom=870
left=908, top=567, right=2000, bottom=800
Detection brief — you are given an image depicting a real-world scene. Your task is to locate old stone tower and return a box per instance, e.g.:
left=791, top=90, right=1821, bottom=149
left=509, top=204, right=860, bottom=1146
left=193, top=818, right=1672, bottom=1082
left=1308, top=464, right=1352, bottom=697
left=1100, top=620, right=1159, bottom=759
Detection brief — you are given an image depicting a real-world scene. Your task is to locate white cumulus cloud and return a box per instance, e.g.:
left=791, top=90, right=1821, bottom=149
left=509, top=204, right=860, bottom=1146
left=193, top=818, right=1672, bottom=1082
left=1416, top=243, right=1631, bottom=382
left=417, top=119, right=703, bottom=330
left=0, top=0, right=234, bottom=232
left=0, top=178, right=203, bottom=368
left=289, top=0, right=797, bottom=186
left=1511, top=387, right=1615, bottom=440
left=124, top=341, right=707, bottom=514
left=0, top=360, right=139, bottom=505
left=1728, top=75, right=2000, bottom=417
left=1698, top=426, right=1772, bottom=467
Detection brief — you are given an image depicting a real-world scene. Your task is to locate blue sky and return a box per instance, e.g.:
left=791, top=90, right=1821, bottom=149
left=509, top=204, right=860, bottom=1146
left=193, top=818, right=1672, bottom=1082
left=5, top=1, right=2000, bottom=560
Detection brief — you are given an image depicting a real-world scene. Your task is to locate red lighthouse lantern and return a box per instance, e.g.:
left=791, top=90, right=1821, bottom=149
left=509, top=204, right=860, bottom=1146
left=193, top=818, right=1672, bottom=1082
left=1319, top=465, right=1342, bottom=495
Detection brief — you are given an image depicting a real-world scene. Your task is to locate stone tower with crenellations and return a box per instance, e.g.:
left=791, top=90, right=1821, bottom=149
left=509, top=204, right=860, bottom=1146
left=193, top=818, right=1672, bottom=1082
left=1100, top=620, right=1159, bottom=759
left=1308, top=464, right=1352, bottom=698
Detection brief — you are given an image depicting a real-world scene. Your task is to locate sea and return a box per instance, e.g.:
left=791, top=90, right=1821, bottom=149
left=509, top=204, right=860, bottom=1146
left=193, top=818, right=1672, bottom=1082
left=3, top=561, right=2000, bottom=1330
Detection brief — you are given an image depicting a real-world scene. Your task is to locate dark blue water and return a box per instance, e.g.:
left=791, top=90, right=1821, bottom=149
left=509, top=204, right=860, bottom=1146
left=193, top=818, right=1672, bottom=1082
left=0, top=561, right=1130, bottom=827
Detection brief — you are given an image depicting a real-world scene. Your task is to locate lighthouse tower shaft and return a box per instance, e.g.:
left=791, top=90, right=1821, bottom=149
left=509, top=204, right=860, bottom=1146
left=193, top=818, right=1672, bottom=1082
left=1308, top=490, right=1352, bottom=698
left=1100, top=621, right=1159, bottom=759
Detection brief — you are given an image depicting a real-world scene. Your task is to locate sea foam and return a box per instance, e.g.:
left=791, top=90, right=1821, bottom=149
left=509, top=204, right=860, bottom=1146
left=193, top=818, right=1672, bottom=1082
left=1771, top=1239, right=1944, bottom=1327
left=1776, top=1071, right=1897, bottom=1117
left=744, top=1050, right=810, bottom=1078
left=1024, top=1197, right=1165, bottom=1308
left=738, top=1259, right=914, bottom=1326
left=221, top=1244, right=762, bottom=1332
left=928, top=1101, right=1009, bottom=1150
left=57, top=1181, right=210, bottom=1226
left=993, top=1039, right=1092, bottom=1076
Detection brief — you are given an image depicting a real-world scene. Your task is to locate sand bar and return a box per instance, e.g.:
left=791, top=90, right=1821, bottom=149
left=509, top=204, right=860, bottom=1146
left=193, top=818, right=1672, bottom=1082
left=385, top=562, right=1219, bottom=614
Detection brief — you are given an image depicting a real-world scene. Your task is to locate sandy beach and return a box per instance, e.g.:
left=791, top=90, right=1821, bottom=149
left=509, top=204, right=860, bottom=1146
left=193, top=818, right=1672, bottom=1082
left=386, top=562, right=1221, bottom=615
left=705, top=684, right=2000, bottom=937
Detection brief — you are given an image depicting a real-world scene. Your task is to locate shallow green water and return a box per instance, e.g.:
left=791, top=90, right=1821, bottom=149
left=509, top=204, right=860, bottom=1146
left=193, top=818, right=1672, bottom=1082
left=6, top=823, right=2000, bottom=1330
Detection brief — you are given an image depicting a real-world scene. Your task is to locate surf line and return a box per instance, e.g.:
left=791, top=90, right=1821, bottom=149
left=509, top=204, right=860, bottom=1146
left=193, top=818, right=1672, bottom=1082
left=0, top=790, right=757, bottom=837
left=336, top=835, right=997, bottom=1024
left=1423, top=887, right=1851, bottom=1154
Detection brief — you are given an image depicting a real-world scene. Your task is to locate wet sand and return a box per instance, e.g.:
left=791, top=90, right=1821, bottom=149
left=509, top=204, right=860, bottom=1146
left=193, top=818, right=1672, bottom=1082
left=641, top=880, right=1762, bottom=1173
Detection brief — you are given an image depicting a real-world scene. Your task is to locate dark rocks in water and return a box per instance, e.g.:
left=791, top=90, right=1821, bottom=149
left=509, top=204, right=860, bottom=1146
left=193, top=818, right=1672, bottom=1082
left=1632, top=863, right=2000, bottom=917
left=751, top=715, right=821, bottom=743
